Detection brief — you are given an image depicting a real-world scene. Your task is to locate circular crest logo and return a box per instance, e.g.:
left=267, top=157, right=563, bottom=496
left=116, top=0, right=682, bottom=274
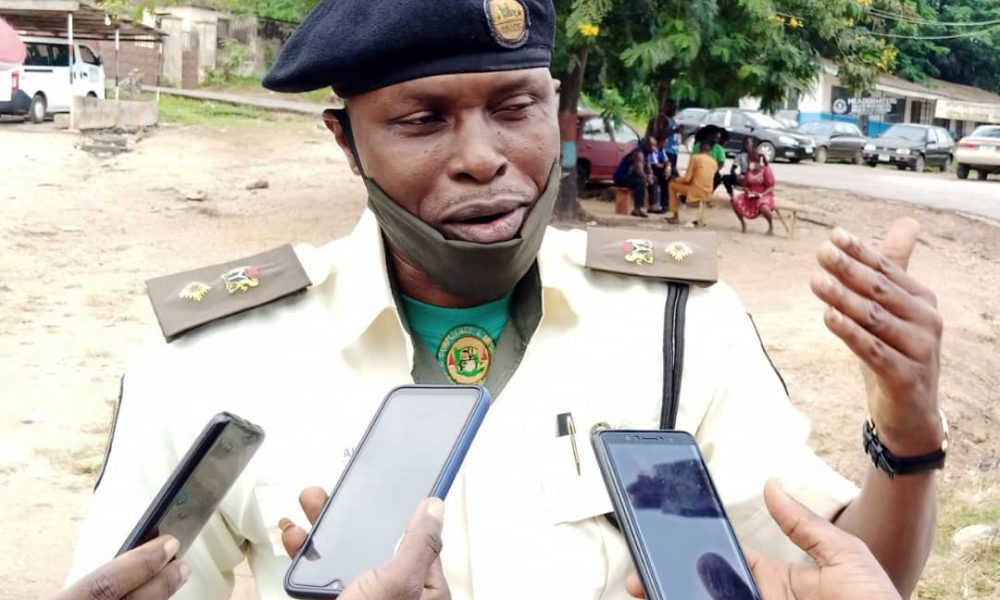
left=484, top=0, right=529, bottom=48
left=832, top=98, right=849, bottom=115
left=437, top=325, right=495, bottom=385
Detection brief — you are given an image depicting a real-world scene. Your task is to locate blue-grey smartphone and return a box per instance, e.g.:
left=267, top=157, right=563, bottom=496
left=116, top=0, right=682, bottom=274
left=284, top=384, right=491, bottom=598
left=592, top=430, right=762, bottom=600
left=118, top=412, right=265, bottom=556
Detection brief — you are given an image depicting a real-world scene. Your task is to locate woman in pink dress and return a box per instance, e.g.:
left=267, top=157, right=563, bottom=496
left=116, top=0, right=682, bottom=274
left=730, top=152, right=776, bottom=235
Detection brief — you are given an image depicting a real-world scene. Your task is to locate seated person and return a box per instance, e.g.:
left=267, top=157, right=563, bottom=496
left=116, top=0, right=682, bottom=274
left=692, top=125, right=728, bottom=195
left=722, top=136, right=755, bottom=200
left=613, top=139, right=658, bottom=218
left=666, top=129, right=718, bottom=224
left=648, top=137, right=671, bottom=213
left=731, top=152, right=776, bottom=235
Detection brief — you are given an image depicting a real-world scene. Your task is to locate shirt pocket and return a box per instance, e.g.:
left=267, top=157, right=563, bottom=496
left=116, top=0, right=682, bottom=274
left=539, top=435, right=614, bottom=525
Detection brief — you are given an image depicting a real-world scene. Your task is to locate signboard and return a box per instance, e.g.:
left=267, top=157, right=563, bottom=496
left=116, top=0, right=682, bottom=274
left=935, top=99, right=1000, bottom=124
left=833, top=96, right=898, bottom=116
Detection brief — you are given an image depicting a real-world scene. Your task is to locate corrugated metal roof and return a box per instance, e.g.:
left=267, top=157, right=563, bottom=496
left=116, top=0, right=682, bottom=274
left=0, top=0, right=163, bottom=41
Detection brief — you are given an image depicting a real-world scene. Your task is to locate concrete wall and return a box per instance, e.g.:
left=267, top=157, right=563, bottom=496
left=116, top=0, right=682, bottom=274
left=72, top=96, right=157, bottom=130
left=91, top=40, right=160, bottom=86
left=157, top=15, right=184, bottom=87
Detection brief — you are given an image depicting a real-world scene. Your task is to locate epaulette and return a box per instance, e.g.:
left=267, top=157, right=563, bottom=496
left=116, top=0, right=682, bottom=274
left=145, top=244, right=312, bottom=342
left=585, top=228, right=718, bottom=286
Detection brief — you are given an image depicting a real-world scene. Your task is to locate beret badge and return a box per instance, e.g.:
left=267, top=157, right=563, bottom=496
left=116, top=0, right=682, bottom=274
left=485, top=0, right=530, bottom=48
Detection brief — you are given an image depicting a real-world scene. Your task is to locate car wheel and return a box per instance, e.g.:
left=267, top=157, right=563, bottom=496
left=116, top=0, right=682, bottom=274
left=978, top=170, right=989, bottom=181
left=957, top=163, right=970, bottom=179
left=867, top=161, right=878, bottom=168
left=756, top=142, right=776, bottom=164
left=814, top=146, right=828, bottom=164
left=576, top=163, right=589, bottom=191
left=914, top=155, right=926, bottom=173
left=941, top=156, right=952, bottom=173
left=87, top=92, right=98, bottom=98
left=29, top=94, right=47, bottom=124
left=853, top=149, right=864, bottom=165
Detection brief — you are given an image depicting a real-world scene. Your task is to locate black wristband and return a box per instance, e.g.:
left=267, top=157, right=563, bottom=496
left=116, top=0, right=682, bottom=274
left=863, top=419, right=946, bottom=479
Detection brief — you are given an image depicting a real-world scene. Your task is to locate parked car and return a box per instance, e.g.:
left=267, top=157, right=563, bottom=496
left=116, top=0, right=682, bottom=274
left=576, top=111, right=641, bottom=187
left=862, top=124, right=954, bottom=173
left=0, top=36, right=105, bottom=123
left=675, top=107, right=707, bottom=147
left=796, top=120, right=869, bottom=164
left=698, top=108, right=815, bottom=163
left=955, top=125, right=1000, bottom=181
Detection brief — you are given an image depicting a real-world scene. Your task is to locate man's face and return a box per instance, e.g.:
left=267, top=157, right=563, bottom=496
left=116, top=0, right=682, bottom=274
left=334, top=68, right=559, bottom=244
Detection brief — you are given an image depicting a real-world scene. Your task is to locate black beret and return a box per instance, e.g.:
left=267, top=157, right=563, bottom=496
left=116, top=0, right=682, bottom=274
left=263, top=0, right=555, bottom=97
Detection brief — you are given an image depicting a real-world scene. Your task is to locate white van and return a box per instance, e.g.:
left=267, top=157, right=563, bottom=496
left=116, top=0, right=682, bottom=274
left=0, top=36, right=106, bottom=123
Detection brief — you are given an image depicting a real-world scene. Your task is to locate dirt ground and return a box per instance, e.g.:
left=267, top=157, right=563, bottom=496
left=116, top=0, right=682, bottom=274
left=0, top=116, right=997, bottom=599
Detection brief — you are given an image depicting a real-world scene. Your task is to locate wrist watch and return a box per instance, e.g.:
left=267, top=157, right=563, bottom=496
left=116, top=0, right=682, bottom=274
left=863, top=409, right=949, bottom=479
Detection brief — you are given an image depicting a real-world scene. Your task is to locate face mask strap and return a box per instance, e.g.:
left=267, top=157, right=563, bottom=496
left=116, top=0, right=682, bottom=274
left=327, top=107, right=367, bottom=178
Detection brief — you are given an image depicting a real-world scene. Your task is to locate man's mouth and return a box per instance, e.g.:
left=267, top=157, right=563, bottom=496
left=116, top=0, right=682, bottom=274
left=440, top=198, right=531, bottom=243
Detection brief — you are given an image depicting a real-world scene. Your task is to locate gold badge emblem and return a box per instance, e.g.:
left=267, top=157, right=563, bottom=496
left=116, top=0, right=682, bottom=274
left=437, top=325, right=495, bottom=385
left=485, top=0, right=529, bottom=47
left=665, top=242, right=694, bottom=262
left=622, top=239, right=655, bottom=265
left=221, top=266, right=261, bottom=294
left=179, top=281, right=211, bottom=302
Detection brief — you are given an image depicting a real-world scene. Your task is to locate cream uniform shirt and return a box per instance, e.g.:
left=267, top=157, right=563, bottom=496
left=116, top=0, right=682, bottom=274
left=67, top=211, right=858, bottom=600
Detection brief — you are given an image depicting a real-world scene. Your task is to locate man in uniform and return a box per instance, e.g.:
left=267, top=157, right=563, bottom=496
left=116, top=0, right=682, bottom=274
left=66, top=1, right=947, bottom=599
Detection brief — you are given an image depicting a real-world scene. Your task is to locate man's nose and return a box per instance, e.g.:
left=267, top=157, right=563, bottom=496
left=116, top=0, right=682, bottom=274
left=447, top=114, right=508, bottom=184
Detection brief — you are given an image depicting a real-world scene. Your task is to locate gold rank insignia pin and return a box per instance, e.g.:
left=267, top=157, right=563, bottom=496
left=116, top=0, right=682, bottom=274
left=222, top=266, right=261, bottom=294
left=665, top=241, right=694, bottom=262
left=179, top=281, right=211, bottom=302
left=622, top=239, right=655, bottom=265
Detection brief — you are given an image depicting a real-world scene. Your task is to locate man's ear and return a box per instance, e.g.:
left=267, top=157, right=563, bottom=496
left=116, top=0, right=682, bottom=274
left=322, top=110, right=362, bottom=176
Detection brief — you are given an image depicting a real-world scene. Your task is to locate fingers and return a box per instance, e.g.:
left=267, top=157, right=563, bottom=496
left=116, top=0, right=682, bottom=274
left=625, top=571, right=646, bottom=599
left=391, top=498, right=445, bottom=573
left=280, top=518, right=310, bottom=559
left=828, top=226, right=935, bottom=303
left=61, top=536, right=181, bottom=600
left=810, top=272, right=930, bottom=361
left=821, top=305, right=922, bottom=389
left=762, top=480, right=855, bottom=567
left=121, top=561, right=191, bottom=600
left=299, top=487, right=328, bottom=525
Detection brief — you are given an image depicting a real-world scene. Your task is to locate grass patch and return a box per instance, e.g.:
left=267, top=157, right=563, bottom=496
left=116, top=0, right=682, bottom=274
left=144, top=93, right=271, bottom=125
left=201, top=74, right=334, bottom=105
left=917, top=480, right=1000, bottom=599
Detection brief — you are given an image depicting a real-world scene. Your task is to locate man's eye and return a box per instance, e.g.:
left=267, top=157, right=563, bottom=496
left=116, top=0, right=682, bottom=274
left=498, top=99, right=536, bottom=114
left=398, top=113, right=441, bottom=126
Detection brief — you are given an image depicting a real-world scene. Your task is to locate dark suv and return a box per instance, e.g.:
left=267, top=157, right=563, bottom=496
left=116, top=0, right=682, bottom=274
left=862, top=124, right=955, bottom=173
left=698, top=108, right=815, bottom=163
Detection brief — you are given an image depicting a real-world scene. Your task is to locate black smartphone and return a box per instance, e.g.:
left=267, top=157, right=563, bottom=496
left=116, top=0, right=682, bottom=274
left=284, top=385, right=491, bottom=598
left=117, top=412, right=265, bottom=556
left=593, top=430, right=762, bottom=600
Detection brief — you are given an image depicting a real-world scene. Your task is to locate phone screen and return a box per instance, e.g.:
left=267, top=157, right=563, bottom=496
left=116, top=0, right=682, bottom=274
left=287, top=386, right=486, bottom=593
left=119, top=415, right=264, bottom=556
left=603, top=434, right=761, bottom=600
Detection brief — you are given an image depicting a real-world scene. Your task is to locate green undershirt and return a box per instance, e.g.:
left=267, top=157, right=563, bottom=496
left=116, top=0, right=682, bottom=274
left=400, top=293, right=513, bottom=352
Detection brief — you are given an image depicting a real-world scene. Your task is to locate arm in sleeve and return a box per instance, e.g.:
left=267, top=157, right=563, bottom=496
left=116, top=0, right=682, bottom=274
left=689, top=285, right=859, bottom=563
left=65, top=351, right=245, bottom=599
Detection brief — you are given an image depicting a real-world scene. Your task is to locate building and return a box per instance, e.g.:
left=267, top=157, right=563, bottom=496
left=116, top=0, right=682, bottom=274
left=745, top=60, right=1000, bottom=138
left=143, top=3, right=296, bottom=88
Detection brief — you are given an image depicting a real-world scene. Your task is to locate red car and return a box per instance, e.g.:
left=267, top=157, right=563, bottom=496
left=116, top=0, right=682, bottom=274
left=576, top=111, right=642, bottom=187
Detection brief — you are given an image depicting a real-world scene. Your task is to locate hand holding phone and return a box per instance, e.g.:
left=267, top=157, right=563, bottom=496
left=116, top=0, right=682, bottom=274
left=58, top=536, right=190, bottom=600
left=281, top=496, right=450, bottom=600
left=284, top=385, right=489, bottom=598
left=593, top=430, right=762, bottom=600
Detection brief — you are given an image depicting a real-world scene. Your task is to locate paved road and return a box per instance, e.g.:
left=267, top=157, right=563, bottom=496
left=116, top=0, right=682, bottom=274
left=678, top=153, right=999, bottom=222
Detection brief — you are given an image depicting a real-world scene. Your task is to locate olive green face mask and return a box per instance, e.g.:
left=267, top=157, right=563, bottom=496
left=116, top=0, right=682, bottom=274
left=364, top=164, right=559, bottom=303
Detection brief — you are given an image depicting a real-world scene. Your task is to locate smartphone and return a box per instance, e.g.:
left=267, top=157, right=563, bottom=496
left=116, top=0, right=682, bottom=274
left=117, top=412, right=265, bottom=556
left=592, top=430, right=762, bottom=600
left=284, top=385, right=491, bottom=598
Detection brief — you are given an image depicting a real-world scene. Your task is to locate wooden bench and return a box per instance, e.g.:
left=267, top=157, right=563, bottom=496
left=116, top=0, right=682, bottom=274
left=613, top=186, right=651, bottom=215
left=772, top=199, right=808, bottom=239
